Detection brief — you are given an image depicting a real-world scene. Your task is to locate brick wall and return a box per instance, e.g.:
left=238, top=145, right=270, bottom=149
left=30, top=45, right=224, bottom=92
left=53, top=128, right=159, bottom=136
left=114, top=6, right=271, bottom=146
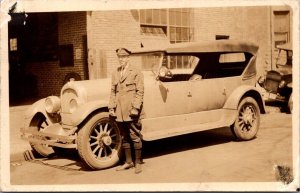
left=87, top=10, right=141, bottom=79
left=26, top=12, right=87, bottom=98
left=193, top=6, right=272, bottom=77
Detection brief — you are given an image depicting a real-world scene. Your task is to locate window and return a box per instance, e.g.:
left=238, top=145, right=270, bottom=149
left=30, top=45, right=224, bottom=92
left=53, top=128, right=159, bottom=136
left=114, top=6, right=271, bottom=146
left=140, top=9, right=168, bottom=26
left=219, top=53, right=245, bottom=63
left=273, top=11, right=290, bottom=48
left=9, top=38, right=17, bottom=51
left=139, top=8, right=193, bottom=69
left=130, top=53, right=163, bottom=71
left=169, top=8, right=192, bottom=43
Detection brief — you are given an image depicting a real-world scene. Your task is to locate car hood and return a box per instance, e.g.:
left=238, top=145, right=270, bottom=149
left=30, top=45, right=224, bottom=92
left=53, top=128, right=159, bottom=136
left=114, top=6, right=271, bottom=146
left=61, top=78, right=112, bottom=103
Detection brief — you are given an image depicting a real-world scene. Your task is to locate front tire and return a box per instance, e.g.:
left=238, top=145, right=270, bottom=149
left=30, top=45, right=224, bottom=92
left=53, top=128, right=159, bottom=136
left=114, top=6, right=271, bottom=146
left=287, top=93, right=293, bottom=114
left=29, top=114, right=55, bottom=157
left=231, top=97, right=260, bottom=141
left=77, top=112, right=122, bottom=170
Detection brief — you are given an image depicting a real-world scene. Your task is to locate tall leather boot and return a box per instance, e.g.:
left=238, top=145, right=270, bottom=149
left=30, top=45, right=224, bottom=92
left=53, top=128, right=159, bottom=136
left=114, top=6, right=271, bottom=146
left=134, top=149, right=142, bottom=174
left=116, top=148, right=134, bottom=171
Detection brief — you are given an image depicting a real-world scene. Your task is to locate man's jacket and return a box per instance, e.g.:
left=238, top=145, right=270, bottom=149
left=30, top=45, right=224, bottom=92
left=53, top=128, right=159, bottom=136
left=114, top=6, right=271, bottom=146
left=108, top=64, right=144, bottom=122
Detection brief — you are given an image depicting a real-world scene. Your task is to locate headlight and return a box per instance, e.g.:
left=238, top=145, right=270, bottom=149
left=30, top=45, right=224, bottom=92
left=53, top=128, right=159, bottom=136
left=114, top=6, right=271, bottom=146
left=69, top=99, right=78, bottom=113
left=279, top=80, right=286, bottom=88
left=45, top=96, right=61, bottom=113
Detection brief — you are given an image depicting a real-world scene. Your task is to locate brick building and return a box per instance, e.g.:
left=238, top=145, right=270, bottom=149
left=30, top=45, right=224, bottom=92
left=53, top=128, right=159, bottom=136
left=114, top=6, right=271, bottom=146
left=8, top=6, right=292, bottom=103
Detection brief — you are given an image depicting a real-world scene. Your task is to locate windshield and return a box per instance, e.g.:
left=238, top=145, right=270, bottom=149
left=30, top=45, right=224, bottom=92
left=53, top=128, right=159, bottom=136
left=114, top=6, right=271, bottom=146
left=276, top=49, right=293, bottom=66
left=129, top=52, right=163, bottom=74
left=162, top=55, right=199, bottom=74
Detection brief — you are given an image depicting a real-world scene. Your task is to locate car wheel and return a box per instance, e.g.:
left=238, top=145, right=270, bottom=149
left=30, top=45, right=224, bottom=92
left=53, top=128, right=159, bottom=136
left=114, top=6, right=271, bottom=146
left=77, top=112, right=122, bottom=170
left=29, top=114, right=55, bottom=157
left=287, top=93, right=293, bottom=114
left=231, top=97, right=260, bottom=141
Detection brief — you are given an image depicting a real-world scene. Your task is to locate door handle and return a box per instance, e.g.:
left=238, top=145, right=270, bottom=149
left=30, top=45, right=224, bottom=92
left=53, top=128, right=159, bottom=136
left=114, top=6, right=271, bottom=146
left=222, top=87, right=226, bottom=95
left=188, top=91, right=192, bottom=97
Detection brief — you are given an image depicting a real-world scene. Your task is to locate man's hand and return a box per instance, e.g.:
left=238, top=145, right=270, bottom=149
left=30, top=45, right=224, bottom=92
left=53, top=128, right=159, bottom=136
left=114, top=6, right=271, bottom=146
left=109, top=109, right=116, bottom=118
left=129, top=107, right=139, bottom=118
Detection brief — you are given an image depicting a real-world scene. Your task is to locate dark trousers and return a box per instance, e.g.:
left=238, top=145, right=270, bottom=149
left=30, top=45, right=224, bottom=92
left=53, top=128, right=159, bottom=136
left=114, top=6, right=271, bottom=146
left=118, top=121, right=142, bottom=164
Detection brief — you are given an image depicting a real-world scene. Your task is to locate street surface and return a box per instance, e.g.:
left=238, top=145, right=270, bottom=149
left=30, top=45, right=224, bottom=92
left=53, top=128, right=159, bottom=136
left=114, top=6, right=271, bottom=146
left=10, top=107, right=293, bottom=185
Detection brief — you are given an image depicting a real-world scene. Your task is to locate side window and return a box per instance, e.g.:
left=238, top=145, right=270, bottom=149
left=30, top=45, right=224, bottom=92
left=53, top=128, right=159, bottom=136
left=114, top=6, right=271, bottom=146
left=216, top=53, right=248, bottom=78
left=219, top=53, right=245, bottom=63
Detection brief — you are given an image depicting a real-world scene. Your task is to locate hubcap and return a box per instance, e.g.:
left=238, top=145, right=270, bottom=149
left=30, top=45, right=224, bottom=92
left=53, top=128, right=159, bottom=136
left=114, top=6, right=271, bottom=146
left=238, top=104, right=256, bottom=132
left=102, top=135, right=112, bottom=146
left=89, top=121, right=120, bottom=160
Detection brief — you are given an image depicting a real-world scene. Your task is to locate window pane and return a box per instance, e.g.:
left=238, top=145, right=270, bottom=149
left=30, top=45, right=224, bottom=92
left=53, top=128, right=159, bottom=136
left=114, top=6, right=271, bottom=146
left=176, top=10, right=182, bottom=26
left=177, top=56, right=183, bottom=68
left=146, top=9, right=152, bottom=24
left=170, top=27, right=176, bottom=41
left=160, top=9, right=167, bottom=25
left=10, top=38, right=17, bottom=51
left=182, top=12, right=188, bottom=26
left=140, top=27, right=145, bottom=34
left=176, top=27, right=181, bottom=41
left=140, top=10, right=146, bottom=23
left=170, top=56, right=177, bottom=69
left=181, top=27, right=188, bottom=41
left=219, top=53, right=245, bottom=63
left=169, top=10, right=176, bottom=25
left=153, top=9, right=160, bottom=24
left=183, top=56, right=189, bottom=68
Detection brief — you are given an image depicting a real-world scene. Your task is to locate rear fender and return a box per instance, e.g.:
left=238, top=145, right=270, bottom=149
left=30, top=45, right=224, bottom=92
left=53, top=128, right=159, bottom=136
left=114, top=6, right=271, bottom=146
left=223, top=85, right=266, bottom=114
left=64, top=100, right=109, bottom=126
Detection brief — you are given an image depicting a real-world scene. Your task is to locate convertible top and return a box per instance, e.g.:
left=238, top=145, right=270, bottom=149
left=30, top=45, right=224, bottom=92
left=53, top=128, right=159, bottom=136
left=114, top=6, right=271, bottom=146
left=130, top=40, right=259, bottom=55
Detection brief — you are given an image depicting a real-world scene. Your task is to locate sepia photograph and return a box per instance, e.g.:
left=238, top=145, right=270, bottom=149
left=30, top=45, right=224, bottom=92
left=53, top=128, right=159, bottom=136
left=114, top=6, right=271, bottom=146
left=0, top=0, right=299, bottom=191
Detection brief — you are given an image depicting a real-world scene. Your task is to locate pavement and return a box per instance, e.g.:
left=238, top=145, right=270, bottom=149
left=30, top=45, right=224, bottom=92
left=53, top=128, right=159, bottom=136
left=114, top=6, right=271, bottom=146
left=10, top=105, right=32, bottom=162
left=8, top=103, right=282, bottom=163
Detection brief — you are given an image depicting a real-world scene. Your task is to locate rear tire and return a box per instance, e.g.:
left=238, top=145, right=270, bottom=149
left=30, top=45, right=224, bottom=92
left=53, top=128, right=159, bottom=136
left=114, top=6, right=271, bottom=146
left=231, top=97, right=260, bottom=141
left=77, top=112, right=122, bottom=170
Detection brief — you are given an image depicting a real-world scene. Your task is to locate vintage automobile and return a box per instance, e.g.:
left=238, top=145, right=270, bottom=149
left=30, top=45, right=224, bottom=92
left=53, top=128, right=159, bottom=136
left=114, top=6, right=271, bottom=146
left=21, top=40, right=265, bottom=170
left=257, top=42, right=293, bottom=113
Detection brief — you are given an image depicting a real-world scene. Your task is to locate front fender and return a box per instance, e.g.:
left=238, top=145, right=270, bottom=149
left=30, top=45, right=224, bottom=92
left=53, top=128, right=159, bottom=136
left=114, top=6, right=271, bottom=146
left=62, top=100, right=109, bottom=126
left=223, top=85, right=266, bottom=113
left=24, top=98, right=47, bottom=126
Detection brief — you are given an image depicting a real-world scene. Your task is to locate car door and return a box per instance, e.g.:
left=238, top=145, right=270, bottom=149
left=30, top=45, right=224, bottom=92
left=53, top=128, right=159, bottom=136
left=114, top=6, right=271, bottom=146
left=144, top=78, right=190, bottom=119
left=189, top=77, right=226, bottom=112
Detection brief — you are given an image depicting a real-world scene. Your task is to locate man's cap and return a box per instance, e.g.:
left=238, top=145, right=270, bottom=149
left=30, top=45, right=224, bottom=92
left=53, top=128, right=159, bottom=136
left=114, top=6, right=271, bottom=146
left=116, top=48, right=131, bottom=56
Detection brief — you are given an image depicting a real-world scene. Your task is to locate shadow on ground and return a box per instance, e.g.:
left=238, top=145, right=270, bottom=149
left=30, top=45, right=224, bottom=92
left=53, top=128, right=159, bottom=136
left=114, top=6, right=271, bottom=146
left=143, top=126, right=235, bottom=159
left=25, top=127, right=235, bottom=171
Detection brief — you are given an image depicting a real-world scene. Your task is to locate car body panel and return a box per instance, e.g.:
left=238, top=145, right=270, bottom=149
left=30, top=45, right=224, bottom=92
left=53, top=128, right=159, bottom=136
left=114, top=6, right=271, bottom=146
left=223, top=85, right=265, bottom=111
left=141, top=108, right=236, bottom=141
left=62, top=99, right=109, bottom=126
left=24, top=98, right=57, bottom=127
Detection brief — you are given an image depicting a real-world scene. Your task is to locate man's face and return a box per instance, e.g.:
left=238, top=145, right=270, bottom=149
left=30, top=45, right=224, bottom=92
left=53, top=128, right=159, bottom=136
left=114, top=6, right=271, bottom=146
left=118, top=55, right=129, bottom=68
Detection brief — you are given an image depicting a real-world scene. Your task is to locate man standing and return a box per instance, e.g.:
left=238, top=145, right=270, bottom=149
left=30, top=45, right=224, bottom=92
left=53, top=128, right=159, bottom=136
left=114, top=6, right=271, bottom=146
left=108, top=48, right=144, bottom=174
